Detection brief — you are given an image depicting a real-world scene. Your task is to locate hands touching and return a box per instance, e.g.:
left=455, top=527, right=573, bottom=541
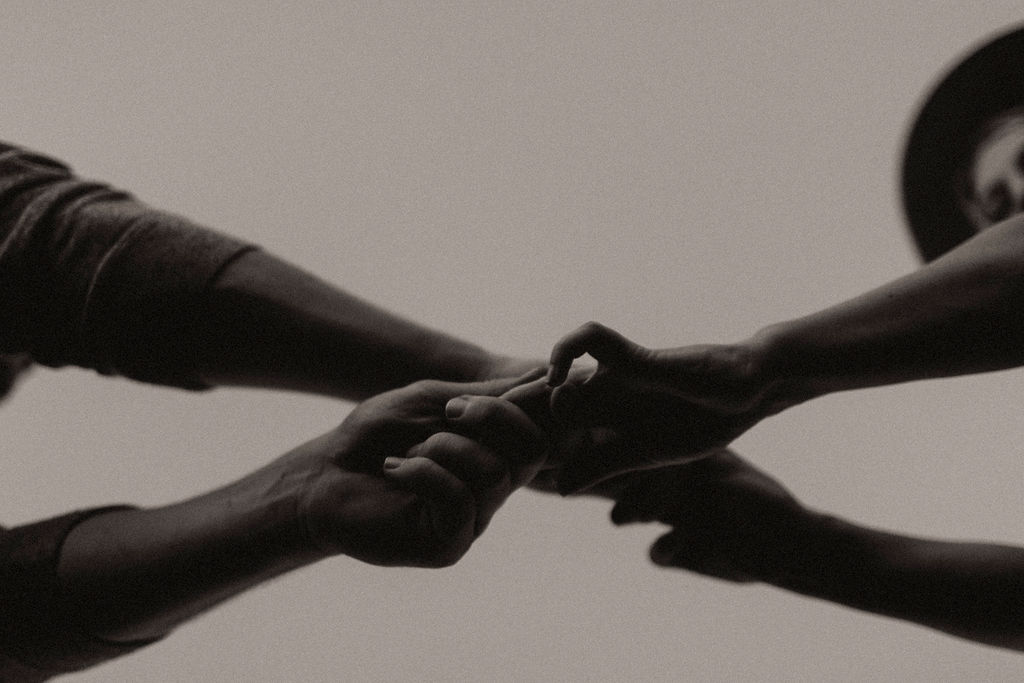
left=287, top=317, right=1024, bottom=652
left=546, top=322, right=772, bottom=414
left=290, top=372, right=548, bottom=568
left=292, top=318, right=791, bottom=568
left=542, top=322, right=786, bottom=493
left=52, top=372, right=550, bottom=645
left=528, top=323, right=806, bottom=581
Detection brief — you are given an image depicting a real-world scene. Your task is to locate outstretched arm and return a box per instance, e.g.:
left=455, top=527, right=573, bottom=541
left=749, top=211, right=1024, bottom=400
left=189, top=248, right=532, bottom=400
left=0, top=142, right=533, bottom=401
left=0, top=374, right=546, bottom=679
left=611, top=452, right=1024, bottom=651
left=550, top=214, right=1024, bottom=403
left=544, top=215, right=1024, bottom=490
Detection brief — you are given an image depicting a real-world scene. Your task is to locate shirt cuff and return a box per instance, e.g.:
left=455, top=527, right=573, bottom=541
left=0, top=506, right=159, bottom=679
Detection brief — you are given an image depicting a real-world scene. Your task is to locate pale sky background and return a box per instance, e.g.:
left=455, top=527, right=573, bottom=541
left=3, top=2, right=1024, bottom=681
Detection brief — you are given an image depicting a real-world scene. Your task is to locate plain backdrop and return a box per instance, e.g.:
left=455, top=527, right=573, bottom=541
left=3, top=2, right=1024, bottom=681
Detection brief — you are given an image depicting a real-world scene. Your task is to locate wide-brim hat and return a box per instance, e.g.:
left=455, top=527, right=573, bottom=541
left=901, top=23, right=1024, bottom=262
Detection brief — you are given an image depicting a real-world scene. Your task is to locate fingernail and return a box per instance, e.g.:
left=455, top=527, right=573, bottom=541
left=445, top=397, right=469, bottom=419
left=383, top=456, right=404, bottom=471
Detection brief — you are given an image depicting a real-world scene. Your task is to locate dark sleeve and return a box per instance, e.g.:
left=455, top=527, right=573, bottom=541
left=0, top=142, right=258, bottom=390
left=0, top=508, right=157, bottom=681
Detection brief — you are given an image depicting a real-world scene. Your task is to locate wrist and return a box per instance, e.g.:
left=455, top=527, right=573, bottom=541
left=709, top=504, right=814, bottom=585
left=759, top=509, right=868, bottom=593
left=745, top=323, right=821, bottom=416
left=246, top=438, right=339, bottom=562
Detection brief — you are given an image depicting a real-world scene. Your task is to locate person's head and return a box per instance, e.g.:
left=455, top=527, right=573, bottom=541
left=901, top=24, right=1024, bottom=262
left=957, top=107, right=1024, bottom=231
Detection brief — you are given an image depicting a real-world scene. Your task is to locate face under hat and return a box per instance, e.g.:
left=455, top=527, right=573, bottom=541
left=902, top=23, right=1024, bottom=261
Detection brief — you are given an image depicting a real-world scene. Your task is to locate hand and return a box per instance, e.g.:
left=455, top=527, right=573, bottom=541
left=544, top=322, right=779, bottom=493
left=497, top=372, right=594, bottom=493
left=498, top=369, right=711, bottom=495
left=291, top=373, right=548, bottom=568
left=610, top=451, right=805, bottom=583
left=478, top=353, right=547, bottom=384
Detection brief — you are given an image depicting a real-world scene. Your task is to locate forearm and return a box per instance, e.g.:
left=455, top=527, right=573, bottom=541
left=0, top=143, right=524, bottom=398
left=751, top=215, right=1024, bottom=407
left=56, top=451, right=326, bottom=643
left=765, top=511, right=1024, bottom=650
left=189, top=249, right=508, bottom=400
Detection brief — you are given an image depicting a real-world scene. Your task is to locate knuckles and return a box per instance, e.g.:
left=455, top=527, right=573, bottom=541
left=417, top=432, right=513, bottom=493
left=417, top=430, right=470, bottom=454
left=578, top=320, right=608, bottom=338
left=456, top=395, right=503, bottom=424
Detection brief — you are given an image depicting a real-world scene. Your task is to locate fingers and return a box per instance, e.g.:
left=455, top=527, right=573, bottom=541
left=398, top=418, right=534, bottom=536
left=0, top=352, right=32, bottom=400
left=609, top=457, right=729, bottom=524
left=403, top=433, right=509, bottom=534
left=444, top=395, right=549, bottom=486
left=611, top=481, right=668, bottom=525
left=500, top=377, right=559, bottom=435
left=340, top=369, right=546, bottom=471
left=500, top=376, right=550, bottom=418
left=500, top=376, right=549, bottom=406
left=382, top=454, right=475, bottom=559
left=649, top=527, right=755, bottom=583
left=390, top=395, right=548, bottom=536
left=442, top=367, right=547, bottom=399
left=649, top=528, right=687, bottom=567
left=546, top=321, right=647, bottom=387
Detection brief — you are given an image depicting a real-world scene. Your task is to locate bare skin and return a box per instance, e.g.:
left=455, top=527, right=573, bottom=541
left=545, top=211, right=1024, bottom=491
left=606, top=451, right=1024, bottom=651
left=57, top=373, right=548, bottom=643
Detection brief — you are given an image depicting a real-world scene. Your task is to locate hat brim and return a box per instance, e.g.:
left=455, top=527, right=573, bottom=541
left=901, top=23, right=1024, bottom=262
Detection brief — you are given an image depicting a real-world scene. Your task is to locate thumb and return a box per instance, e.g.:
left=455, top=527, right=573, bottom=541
left=383, top=456, right=474, bottom=562
left=547, top=322, right=648, bottom=386
left=649, top=527, right=753, bottom=582
left=499, top=377, right=559, bottom=435
left=650, top=529, right=685, bottom=567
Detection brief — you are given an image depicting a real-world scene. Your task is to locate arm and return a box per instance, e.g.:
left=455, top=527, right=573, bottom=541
left=753, top=212, right=1024, bottom=401
left=762, top=517, right=1024, bottom=650
left=190, top=248, right=531, bottom=400
left=0, top=142, right=533, bottom=400
left=611, top=452, right=1024, bottom=650
left=544, top=216, right=1024, bottom=490
left=550, top=214, right=1024, bottom=403
left=1, top=374, right=545, bottom=678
